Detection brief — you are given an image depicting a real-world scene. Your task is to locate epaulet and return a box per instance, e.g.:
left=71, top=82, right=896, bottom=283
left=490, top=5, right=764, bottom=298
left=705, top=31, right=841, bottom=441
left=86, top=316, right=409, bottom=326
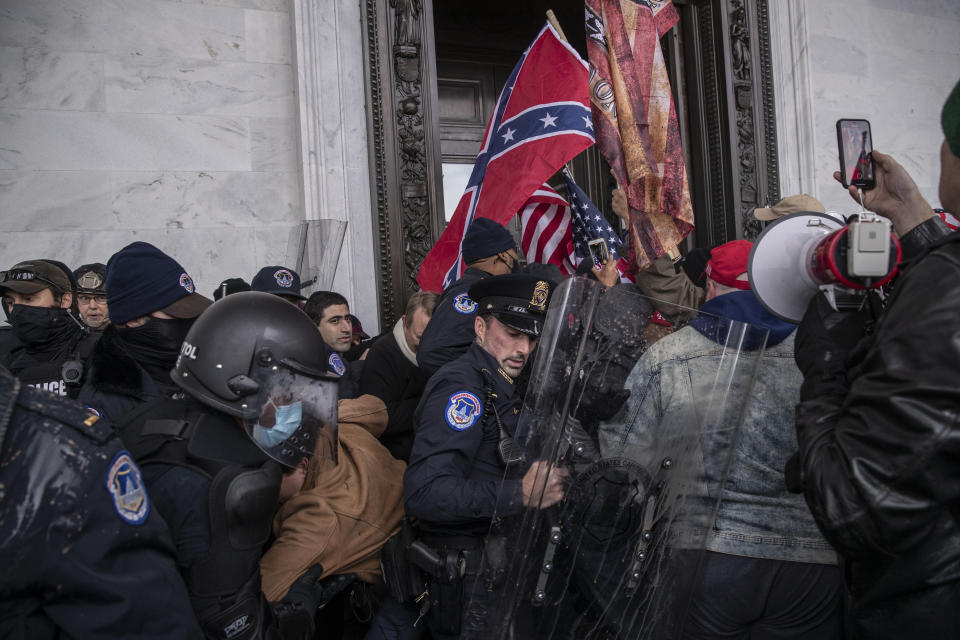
left=17, top=384, right=113, bottom=444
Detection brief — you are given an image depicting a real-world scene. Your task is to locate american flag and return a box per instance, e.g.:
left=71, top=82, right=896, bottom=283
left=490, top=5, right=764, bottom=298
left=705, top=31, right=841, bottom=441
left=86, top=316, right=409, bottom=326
left=416, top=22, right=595, bottom=293
left=520, top=185, right=576, bottom=274
left=562, top=168, right=627, bottom=268
left=519, top=172, right=634, bottom=282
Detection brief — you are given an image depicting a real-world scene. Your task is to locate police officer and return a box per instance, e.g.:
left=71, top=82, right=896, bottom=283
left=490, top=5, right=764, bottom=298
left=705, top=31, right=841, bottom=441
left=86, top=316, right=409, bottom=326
left=0, top=364, right=202, bottom=638
left=73, top=262, right=111, bottom=330
left=403, top=273, right=568, bottom=639
left=120, top=291, right=344, bottom=640
left=78, top=242, right=213, bottom=424
left=0, top=259, right=96, bottom=397
left=416, top=219, right=522, bottom=377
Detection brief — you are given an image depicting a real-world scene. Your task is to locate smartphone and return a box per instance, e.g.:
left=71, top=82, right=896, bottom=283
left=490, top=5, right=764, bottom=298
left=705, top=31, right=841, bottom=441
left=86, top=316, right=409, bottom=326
left=588, top=238, right=609, bottom=268
left=836, top=119, right=876, bottom=189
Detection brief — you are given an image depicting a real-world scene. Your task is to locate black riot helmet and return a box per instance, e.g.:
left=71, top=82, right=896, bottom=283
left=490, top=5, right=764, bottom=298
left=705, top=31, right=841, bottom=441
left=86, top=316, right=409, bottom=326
left=172, top=291, right=340, bottom=468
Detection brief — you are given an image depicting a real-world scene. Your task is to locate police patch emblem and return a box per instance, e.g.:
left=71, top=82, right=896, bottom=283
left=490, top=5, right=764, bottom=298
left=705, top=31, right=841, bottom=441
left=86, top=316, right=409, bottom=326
left=531, top=280, right=549, bottom=311
left=179, top=272, right=195, bottom=293
left=445, top=391, right=482, bottom=431
left=328, top=352, right=346, bottom=376
left=273, top=269, right=294, bottom=288
left=105, top=451, right=150, bottom=525
left=453, top=292, right=477, bottom=314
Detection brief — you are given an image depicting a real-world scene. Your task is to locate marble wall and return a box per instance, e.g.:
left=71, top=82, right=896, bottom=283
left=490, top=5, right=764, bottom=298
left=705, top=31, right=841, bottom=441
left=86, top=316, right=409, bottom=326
left=771, top=0, right=960, bottom=218
left=0, top=0, right=380, bottom=331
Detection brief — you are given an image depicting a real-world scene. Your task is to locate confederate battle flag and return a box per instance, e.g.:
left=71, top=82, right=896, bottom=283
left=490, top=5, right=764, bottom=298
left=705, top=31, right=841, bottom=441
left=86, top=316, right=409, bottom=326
left=586, top=0, right=694, bottom=270
left=416, top=22, right=595, bottom=293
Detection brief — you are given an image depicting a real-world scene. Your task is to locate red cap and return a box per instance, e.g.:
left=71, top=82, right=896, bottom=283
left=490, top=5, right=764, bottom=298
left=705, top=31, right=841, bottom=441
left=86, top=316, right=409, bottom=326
left=705, top=240, right=752, bottom=290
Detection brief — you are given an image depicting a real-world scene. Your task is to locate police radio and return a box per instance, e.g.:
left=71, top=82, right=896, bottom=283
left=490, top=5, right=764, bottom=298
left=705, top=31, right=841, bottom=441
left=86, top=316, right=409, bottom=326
left=748, top=211, right=901, bottom=322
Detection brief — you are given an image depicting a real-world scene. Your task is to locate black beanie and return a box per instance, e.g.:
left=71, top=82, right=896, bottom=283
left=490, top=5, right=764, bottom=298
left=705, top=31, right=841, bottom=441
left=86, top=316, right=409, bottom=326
left=461, top=218, right=516, bottom=264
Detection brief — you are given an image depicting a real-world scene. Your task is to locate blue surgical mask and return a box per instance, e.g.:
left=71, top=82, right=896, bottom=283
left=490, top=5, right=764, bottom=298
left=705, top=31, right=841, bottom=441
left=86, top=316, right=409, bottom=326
left=253, top=401, right=303, bottom=449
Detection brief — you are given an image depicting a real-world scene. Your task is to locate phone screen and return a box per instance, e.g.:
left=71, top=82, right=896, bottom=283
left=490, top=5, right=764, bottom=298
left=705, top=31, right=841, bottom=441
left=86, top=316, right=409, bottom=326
left=588, top=239, right=608, bottom=267
left=837, top=119, right=875, bottom=188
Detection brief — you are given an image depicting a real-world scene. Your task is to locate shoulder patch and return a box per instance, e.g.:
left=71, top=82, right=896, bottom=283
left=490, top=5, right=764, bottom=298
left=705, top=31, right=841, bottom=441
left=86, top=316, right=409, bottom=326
left=445, top=391, right=482, bottom=431
left=105, top=451, right=150, bottom=525
left=453, top=292, right=477, bottom=314
left=16, top=385, right=113, bottom=444
left=328, top=352, right=346, bottom=376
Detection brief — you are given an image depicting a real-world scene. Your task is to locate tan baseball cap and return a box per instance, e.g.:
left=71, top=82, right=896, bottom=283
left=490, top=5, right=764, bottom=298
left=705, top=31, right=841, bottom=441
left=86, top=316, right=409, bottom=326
left=753, top=194, right=825, bottom=221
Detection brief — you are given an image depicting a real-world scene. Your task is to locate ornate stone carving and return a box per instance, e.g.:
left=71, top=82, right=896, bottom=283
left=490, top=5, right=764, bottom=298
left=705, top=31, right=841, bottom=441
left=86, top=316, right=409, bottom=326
left=390, top=0, right=434, bottom=294
left=731, top=0, right=778, bottom=240
left=729, top=0, right=762, bottom=240
left=365, top=0, right=396, bottom=324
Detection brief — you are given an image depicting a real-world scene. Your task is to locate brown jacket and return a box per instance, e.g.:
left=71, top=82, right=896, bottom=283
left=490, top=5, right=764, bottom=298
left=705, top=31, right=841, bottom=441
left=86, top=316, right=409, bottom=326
left=259, top=396, right=406, bottom=601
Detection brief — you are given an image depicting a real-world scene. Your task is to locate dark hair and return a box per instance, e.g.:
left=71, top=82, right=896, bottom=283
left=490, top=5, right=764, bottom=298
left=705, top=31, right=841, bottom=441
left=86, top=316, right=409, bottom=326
left=304, top=291, right=349, bottom=324
left=404, top=291, right=438, bottom=326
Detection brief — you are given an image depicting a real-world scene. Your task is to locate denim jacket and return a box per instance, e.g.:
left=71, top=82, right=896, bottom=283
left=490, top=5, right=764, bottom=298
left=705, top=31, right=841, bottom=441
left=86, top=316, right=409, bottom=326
left=600, top=291, right=836, bottom=565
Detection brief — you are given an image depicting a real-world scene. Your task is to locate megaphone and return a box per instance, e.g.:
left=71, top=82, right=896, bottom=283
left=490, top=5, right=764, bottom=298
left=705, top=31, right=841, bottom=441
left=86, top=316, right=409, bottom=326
left=748, top=211, right=902, bottom=322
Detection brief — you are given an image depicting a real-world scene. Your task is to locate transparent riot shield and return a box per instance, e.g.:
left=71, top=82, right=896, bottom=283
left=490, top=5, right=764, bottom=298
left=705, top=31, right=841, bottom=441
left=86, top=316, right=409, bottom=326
left=463, top=277, right=771, bottom=640
left=285, top=219, right=348, bottom=294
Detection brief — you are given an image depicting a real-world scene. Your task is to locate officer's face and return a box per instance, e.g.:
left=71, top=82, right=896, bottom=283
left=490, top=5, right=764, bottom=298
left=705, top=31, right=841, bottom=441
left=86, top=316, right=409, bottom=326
left=1, top=287, right=69, bottom=314
left=77, top=293, right=109, bottom=328
left=475, top=315, right=537, bottom=378
left=317, top=303, right=352, bottom=353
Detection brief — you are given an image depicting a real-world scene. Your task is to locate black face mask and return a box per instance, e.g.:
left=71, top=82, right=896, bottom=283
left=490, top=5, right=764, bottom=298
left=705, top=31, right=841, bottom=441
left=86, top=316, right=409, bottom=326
left=117, top=317, right=193, bottom=382
left=8, top=305, right=80, bottom=352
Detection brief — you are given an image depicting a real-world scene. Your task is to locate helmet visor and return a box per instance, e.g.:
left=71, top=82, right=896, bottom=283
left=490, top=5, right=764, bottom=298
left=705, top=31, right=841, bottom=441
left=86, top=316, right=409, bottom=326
left=241, top=366, right=339, bottom=468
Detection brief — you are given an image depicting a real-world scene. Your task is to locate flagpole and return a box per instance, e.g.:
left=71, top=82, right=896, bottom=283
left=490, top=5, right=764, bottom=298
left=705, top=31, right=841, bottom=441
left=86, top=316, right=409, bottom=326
left=546, top=10, right=568, bottom=42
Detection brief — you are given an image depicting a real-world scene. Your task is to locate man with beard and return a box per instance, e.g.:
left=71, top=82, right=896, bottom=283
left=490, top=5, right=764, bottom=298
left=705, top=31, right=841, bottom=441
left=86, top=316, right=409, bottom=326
left=0, top=259, right=95, bottom=397
left=77, top=242, right=212, bottom=423
left=403, top=273, right=568, bottom=639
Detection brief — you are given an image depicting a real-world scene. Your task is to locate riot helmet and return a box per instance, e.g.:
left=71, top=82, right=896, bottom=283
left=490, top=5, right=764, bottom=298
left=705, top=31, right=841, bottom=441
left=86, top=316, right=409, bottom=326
left=172, top=291, right=339, bottom=468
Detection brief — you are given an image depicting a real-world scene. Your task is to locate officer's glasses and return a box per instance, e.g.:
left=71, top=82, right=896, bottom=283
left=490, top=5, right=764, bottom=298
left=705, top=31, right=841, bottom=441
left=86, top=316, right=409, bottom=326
left=77, top=294, right=107, bottom=305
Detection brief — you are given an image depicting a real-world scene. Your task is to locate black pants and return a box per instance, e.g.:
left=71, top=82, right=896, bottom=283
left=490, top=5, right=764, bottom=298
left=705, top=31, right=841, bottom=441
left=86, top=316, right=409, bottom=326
left=681, top=552, right=843, bottom=640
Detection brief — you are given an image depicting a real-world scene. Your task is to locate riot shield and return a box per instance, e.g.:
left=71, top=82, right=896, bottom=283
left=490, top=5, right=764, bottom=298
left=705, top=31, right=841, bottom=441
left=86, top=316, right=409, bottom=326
left=464, top=277, right=771, bottom=640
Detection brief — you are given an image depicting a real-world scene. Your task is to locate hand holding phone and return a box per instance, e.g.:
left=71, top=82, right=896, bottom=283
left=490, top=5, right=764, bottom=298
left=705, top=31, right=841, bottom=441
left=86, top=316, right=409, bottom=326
left=588, top=238, right=609, bottom=268
left=837, top=119, right=876, bottom=189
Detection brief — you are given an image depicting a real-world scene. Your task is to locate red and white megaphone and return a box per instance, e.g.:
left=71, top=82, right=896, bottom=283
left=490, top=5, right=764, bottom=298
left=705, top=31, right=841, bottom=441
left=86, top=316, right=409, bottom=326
left=748, top=211, right=902, bottom=322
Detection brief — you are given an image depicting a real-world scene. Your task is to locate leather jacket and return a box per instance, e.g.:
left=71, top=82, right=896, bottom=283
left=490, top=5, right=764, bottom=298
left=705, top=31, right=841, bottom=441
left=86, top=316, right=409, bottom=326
left=794, top=220, right=960, bottom=638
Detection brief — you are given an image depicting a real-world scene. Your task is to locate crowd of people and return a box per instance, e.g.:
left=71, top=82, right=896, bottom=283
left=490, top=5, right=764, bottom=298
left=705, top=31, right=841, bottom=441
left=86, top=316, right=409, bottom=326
left=1, top=79, right=959, bottom=640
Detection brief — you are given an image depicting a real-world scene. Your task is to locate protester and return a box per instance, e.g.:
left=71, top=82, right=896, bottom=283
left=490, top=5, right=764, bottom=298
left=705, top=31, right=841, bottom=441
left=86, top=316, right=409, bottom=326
left=789, top=78, right=960, bottom=638
left=358, top=291, right=438, bottom=461
left=602, top=240, right=843, bottom=637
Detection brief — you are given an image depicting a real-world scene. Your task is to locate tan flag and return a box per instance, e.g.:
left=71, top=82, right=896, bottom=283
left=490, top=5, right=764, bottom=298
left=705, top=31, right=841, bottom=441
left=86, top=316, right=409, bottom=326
left=586, top=0, right=694, bottom=271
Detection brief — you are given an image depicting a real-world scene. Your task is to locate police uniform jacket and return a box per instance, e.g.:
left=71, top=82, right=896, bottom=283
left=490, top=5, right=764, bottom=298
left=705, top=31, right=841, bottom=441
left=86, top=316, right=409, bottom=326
left=416, top=268, right=490, bottom=377
left=3, top=322, right=97, bottom=398
left=404, top=341, right=525, bottom=537
left=77, top=323, right=179, bottom=424
left=0, top=365, right=201, bottom=639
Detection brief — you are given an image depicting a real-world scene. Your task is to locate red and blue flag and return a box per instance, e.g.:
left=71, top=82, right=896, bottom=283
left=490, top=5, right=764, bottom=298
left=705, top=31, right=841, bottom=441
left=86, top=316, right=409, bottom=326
left=416, top=22, right=595, bottom=292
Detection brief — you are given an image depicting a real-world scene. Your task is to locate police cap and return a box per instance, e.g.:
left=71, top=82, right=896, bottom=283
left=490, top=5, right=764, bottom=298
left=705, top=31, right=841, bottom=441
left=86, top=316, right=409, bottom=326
left=0, top=260, right=72, bottom=295
left=74, top=263, right=107, bottom=294
left=468, top=273, right=551, bottom=337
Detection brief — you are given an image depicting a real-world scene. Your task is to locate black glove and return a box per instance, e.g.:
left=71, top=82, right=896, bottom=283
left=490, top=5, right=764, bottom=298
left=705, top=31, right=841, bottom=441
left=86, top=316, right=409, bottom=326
left=272, top=565, right=356, bottom=640
left=794, top=291, right=876, bottom=400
